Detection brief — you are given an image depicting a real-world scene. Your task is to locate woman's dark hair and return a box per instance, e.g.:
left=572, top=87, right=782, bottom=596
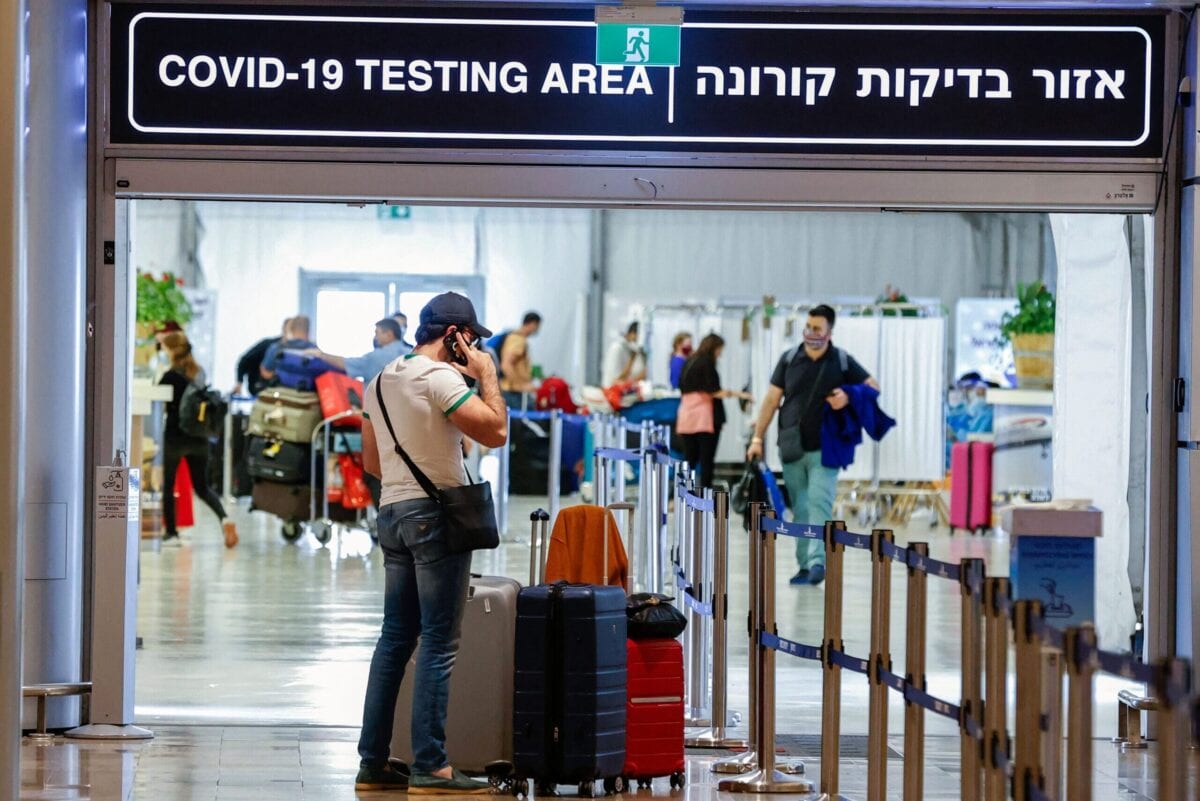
left=693, top=333, right=725, bottom=362
left=160, top=331, right=201, bottom=381
left=626, top=321, right=639, bottom=337
left=809, top=304, right=837, bottom=328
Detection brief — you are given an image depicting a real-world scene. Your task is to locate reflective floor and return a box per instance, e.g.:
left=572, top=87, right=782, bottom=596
left=19, top=493, right=1173, bottom=799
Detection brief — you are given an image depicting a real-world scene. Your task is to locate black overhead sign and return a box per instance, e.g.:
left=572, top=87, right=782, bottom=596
left=109, top=5, right=1166, bottom=158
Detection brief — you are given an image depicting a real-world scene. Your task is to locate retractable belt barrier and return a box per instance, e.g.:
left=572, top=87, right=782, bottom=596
left=721, top=502, right=1197, bottom=801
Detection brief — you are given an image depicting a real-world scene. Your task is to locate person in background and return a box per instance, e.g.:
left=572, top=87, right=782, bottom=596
left=491, top=312, right=542, bottom=394
left=355, top=292, right=506, bottom=793
left=158, top=331, right=238, bottom=549
left=676, top=334, right=751, bottom=488
left=746, top=305, right=877, bottom=586
left=234, top=317, right=289, bottom=396
left=304, top=318, right=411, bottom=384
left=391, top=311, right=411, bottom=348
left=668, top=332, right=693, bottom=390
left=602, top=321, right=647, bottom=386
left=261, top=315, right=316, bottom=382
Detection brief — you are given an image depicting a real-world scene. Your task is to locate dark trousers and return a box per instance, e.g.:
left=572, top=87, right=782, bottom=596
left=163, top=441, right=228, bottom=535
left=681, top=430, right=721, bottom=489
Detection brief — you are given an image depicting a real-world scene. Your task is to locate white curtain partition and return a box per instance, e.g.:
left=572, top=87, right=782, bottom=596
left=1050, top=214, right=1136, bottom=651
left=636, top=302, right=943, bottom=482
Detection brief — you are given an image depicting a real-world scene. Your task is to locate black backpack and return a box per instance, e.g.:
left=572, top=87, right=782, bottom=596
left=179, top=383, right=228, bottom=439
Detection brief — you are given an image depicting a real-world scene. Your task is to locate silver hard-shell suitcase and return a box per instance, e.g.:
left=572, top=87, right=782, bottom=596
left=389, top=511, right=551, bottom=777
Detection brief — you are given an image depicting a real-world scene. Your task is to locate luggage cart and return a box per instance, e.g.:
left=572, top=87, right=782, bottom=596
left=304, top=410, right=374, bottom=546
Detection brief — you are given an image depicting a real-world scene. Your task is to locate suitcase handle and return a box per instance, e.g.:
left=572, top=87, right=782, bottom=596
left=604, top=502, right=636, bottom=591
left=529, top=509, right=551, bottom=586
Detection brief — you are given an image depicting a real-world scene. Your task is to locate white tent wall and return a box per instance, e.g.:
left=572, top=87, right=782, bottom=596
left=131, top=201, right=592, bottom=392
left=603, top=210, right=1051, bottom=328
left=1049, top=214, right=1136, bottom=652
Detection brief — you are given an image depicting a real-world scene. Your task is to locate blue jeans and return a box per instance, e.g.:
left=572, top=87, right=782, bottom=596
left=358, top=498, right=473, bottom=771
left=782, top=451, right=838, bottom=571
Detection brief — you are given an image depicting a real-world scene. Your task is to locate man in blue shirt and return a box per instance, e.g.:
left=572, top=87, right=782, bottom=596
left=261, top=315, right=316, bottom=383
left=304, top=318, right=412, bottom=383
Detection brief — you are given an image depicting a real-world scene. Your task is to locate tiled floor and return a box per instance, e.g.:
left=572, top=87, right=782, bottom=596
left=17, top=493, right=1180, bottom=799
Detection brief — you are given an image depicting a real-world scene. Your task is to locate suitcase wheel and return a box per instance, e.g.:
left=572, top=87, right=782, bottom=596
left=669, top=772, right=685, bottom=790
left=280, top=521, right=303, bottom=543
left=510, top=779, right=530, bottom=798
left=311, top=520, right=333, bottom=545
left=602, top=776, right=625, bottom=796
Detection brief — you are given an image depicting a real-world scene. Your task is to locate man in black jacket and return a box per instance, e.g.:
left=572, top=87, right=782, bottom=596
left=233, top=318, right=289, bottom=396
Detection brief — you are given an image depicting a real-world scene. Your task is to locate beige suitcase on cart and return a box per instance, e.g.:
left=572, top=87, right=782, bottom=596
left=247, top=387, right=322, bottom=444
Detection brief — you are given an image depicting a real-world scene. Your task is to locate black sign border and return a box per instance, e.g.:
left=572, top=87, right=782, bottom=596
left=107, top=3, right=1168, bottom=159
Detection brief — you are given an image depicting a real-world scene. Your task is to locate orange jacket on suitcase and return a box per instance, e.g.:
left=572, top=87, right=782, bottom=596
left=544, top=505, right=630, bottom=590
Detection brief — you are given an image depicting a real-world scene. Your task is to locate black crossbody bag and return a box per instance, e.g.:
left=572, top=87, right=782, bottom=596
left=374, top=378, right=499, bottom=553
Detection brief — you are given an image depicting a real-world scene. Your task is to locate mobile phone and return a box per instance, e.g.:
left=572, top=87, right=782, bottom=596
left=441, top=330, right=468, bottom=364
left=443, top=330, right=469, bottom=366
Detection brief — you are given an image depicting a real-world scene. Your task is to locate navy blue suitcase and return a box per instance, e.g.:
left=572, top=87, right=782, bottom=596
left=513, top=582, right=627, bottom=796
left=272, top=350, right=343, bottom=392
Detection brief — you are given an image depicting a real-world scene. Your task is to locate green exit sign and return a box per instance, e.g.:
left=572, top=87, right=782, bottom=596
left=595, top=24, right=680, bottom=67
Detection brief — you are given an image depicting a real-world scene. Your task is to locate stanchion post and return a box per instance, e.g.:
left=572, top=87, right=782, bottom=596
left=983, top=577, right=1011, bottom=801
left=498, top=409, right=511, bottom=538
left=1014, top=600, right=1046, bottom=801
left=866, top=529, right=895, bottom=801
left=713, top=496, right=763, bottom=776
left=821, top=520, right=848, bottom=798
left=547, top=410, right=562, bottom=531
left=222, top=407, right=234, bottom=504
left=1065, top=625, right=1096, bottom=801
left=1154, top=658, right=1190, bottom=801
left=960, top=558, right=986, bottom=801
left=903, top=542, right=929, bottom=801
left=1041, top=645, right=1064, bottom=800
left=637, top=421, right=654, bottom=593
left=683, top=472, right=709, bottom=728
left=718, top=503, right=813, bottom=794
left=687, top=489, right=747, bottom=749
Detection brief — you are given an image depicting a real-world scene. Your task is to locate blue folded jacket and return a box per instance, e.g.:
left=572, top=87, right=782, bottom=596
left=820, top=384, right=896, bottom=470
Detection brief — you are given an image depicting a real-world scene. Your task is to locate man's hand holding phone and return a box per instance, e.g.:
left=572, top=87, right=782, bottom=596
left=450, top=330, right=495, bottom=382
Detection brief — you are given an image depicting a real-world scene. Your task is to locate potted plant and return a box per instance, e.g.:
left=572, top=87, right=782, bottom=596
left=134, top=272, right=193, bottom=367
left=1000, top=281, right=1056, bottom=389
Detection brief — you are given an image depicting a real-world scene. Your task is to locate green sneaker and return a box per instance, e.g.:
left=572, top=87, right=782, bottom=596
left=355, top=761, right=409, bottom=791
left=408, top=767, right=492, bottom=795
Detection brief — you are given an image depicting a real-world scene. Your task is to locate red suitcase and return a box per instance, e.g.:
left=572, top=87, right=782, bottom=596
left=950, top=441, right=994, bottom=533
left=315, top=372, right=364, bottom=423
left=623, top=638, right=686, bottom=789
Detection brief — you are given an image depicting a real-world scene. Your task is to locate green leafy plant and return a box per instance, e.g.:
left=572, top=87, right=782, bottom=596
left=999, top=281, right=1055, bottom=342
left=136, top=272, right=193, bottom=327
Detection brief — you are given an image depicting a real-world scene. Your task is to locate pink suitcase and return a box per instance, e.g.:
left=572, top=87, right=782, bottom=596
left=950, top=441, right=994, bottom=533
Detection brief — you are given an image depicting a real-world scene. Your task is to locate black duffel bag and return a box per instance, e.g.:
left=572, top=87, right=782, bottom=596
left=627, top=593, right=687, bottom=640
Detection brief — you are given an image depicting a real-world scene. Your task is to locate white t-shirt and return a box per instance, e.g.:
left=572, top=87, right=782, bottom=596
left=364, top=354, right=475, bottom=505
left=602, top=339, right=645, bottom=386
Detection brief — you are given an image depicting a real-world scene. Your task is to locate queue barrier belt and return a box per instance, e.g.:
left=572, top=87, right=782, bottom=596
left=509, top=409, right=591, bottom=425
left=1028, top=783, right=1055, bottom=801
left=594, top=447, right=643, bottom=462
left=760, top=517, right=824, bottom=541
left=764, top=631, right=971, bottom=726
left=760, top=632, right=823, bottom=662
left=682, top=492, right=714, bottom=512
left=833, top=529, right=873, bottom=551
left=680, top=589, right=715, bottom=618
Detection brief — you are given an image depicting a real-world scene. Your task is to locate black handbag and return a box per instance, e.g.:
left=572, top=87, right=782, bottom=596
left=626, top=593, right=687, bottom=640
left=374, top=378, right=499, bottom=553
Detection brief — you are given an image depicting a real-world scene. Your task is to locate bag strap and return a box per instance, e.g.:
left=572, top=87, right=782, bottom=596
left=373, top=377, right=442, bottom=502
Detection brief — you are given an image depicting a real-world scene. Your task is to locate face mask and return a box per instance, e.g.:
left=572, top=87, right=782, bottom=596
left=681, top=345, right=693, bottom=357
left=372, top=338, right=381, bottom=349
left=804, top=327, right=830, bottom=350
